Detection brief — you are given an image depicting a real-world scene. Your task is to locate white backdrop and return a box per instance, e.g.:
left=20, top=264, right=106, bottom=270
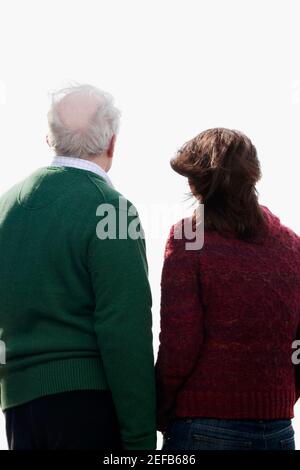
left=0, top=0, right=300, bottom=450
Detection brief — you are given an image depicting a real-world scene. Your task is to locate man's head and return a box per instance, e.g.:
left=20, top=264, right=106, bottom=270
left=47, top=84, right=121, bottom=171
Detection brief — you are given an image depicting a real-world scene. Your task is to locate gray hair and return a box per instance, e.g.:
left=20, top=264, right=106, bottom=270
left=47, top=84, right=121, bottom=157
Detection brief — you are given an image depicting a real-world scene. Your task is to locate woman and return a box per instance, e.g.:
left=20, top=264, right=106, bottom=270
left=156, top=128, right=300, bottom=450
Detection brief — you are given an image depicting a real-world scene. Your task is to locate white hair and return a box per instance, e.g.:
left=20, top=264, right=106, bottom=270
left=47, top=84, right=121, bottom=157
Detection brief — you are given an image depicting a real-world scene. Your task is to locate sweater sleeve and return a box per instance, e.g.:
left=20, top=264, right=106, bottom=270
left=156, top=223, right=205, bottom=432
left=87, top=200, right=156, bottom=450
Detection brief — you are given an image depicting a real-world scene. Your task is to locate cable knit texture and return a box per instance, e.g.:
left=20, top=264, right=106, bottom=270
left=156, top=205, right=300, bottom=432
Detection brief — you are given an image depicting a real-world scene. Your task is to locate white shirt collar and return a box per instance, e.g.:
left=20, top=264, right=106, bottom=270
left=49, top=156, right=114, bottom=187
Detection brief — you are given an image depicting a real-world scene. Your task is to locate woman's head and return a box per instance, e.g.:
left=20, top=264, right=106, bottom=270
left=171, top=128, right=266, bottom=239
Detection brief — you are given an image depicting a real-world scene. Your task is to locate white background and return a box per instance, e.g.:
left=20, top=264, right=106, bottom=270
left=0, top=0, right=300, bottom=450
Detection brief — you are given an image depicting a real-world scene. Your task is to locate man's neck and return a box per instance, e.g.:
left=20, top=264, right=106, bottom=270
left=50, top=155, right=114, bottom=187
left=78, top=153, right=111, bottom=173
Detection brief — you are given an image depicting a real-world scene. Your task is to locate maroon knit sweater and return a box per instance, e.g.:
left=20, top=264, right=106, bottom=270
left=156, top=205, right=300, bottom=432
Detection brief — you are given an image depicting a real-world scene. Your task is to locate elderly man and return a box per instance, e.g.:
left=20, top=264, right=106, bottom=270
left=0, top=84, right=156, bottom=450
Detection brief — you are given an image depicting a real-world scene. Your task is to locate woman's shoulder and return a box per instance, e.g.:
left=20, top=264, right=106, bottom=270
left=165, top=216, right=219, bottom=259
left=260, top=204, right=300, bottom=247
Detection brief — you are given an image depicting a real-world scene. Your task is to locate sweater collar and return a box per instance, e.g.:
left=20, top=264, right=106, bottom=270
left=49, top=156, right=114, bottom=187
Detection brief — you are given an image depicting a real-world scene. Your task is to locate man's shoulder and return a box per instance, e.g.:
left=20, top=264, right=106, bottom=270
left=86, top=173, right=135, bottom=210
left=0, top=179, right=24, bottom=209
left=86, top=173, right=119, bottom=201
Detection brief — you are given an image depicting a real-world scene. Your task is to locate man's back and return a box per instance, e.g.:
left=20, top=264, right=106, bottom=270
left=0, top=165, right=156, bottom=450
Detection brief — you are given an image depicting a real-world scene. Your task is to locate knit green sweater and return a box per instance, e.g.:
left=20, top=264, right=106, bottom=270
left=0, top=166, right=156, bottom=450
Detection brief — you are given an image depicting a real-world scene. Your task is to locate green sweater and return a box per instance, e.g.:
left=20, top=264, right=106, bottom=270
left=0, top=166, right=156, bottom=450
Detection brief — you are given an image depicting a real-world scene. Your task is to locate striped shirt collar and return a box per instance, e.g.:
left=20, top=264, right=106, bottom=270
left=49, top=156, right=114, bottom=187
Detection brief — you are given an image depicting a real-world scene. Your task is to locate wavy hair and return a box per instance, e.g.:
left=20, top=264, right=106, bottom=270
left=171, top=128, right=267, bottom=240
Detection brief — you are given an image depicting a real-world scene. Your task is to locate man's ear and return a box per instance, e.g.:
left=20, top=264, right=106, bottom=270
left=107, top=135, right=116, bottom=158
left=46, top=135, right=51, bottom=148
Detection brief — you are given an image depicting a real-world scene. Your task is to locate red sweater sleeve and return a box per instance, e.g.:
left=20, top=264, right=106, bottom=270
left=156, top=222, right=205, bottom=432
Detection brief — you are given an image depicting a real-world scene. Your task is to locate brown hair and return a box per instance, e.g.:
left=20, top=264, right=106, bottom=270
left=171, top=128, right=267, bottom=240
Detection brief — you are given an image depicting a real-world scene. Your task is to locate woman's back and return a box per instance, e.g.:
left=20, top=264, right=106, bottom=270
left=169, top=206, right=300, bottom=420
left=156, top=128, right=300, bottom=450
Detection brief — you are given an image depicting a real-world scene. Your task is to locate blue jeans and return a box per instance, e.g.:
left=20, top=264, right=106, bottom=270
left=162, top=418, right=295, bottom=451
